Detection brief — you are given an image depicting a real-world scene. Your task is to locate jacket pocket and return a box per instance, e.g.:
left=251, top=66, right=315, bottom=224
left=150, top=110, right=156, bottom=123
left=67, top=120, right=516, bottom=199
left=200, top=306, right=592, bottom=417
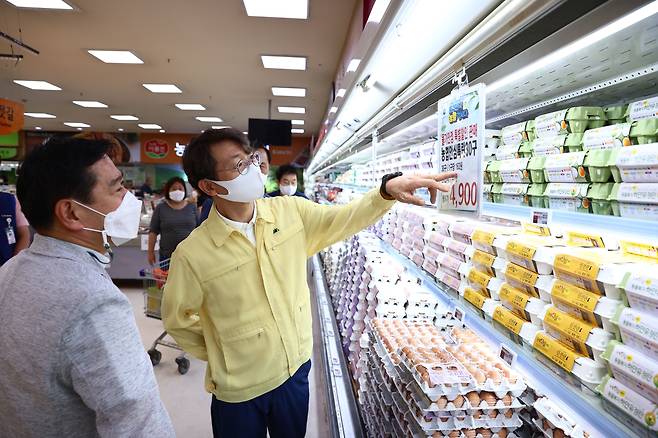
left=219, top=325, right=268, bottom=388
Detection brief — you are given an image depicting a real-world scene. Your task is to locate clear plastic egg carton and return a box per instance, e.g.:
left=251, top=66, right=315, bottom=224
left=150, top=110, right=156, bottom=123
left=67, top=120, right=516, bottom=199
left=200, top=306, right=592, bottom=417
left=532, top=397, right=592, bottom=438
left=449, top=222, right=477, bottom=245
left=406, top=361, right=478, bottom=400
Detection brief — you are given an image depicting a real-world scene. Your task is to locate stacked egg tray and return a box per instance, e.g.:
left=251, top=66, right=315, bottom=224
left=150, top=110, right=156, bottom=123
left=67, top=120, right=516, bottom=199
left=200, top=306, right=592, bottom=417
left=364, top=319, right=525, bottom=438
left=484, top=98, right=658, bottom=219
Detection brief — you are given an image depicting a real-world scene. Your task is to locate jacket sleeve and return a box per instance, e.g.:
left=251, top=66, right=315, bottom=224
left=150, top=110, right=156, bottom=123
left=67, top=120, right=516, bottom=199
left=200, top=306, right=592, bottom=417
left=61, top=293, right=175, bottom=437
left=161, top=250, right=208, bottom=361
left=293, top=188, right=395, bottom=256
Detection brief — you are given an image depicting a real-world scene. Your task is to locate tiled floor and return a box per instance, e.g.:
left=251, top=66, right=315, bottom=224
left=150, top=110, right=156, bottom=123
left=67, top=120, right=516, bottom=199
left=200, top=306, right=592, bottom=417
left=123, top=287, right=331, bottom=438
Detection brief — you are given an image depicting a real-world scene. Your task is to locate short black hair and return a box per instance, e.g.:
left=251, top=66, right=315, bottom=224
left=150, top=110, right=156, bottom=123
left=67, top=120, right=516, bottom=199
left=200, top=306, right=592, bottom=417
left=163, top=176, right=187, bottom=201
left=17, top=136, right=110, bottom=231
left=276, top=164, right=299, bottom=182
left=183, top=128, right=251, bottom=191
left=254, top=144, right=271, bottom=165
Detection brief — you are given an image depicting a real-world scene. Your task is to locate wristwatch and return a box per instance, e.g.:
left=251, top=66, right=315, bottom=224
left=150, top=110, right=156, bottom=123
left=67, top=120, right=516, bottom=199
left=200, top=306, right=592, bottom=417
left=380, top=172, right=403, bottom=200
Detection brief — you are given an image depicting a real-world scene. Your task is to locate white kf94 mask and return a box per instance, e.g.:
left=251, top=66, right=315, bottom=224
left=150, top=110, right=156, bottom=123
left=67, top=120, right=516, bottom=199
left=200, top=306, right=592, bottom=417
left=74, top=191, right=143, bottom=248
left=209, top=163, right=265, bottom=203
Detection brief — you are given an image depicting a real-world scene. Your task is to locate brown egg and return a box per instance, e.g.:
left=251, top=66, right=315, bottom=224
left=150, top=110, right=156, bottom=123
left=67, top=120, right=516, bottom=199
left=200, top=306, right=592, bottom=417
left=464, top=430, right=477, bottom=438
left=466, top=392, right=480, bottom=407
left=502, top=394, right=512, bottom=406
left=542, top=419, right=551, bottom=430
left=432, top=432, right=444, bottom=438
left=478, top=429, right=492, bottom=438
left=488, top=409, right=498, bottom=419
left=473, top=371, right=486, bottom=384
left=436, top=397, right=448, bottom=409
left=482, top=392, right=497, bottom=406
left=448, top=432, right=460, bottom=438
left=452, top=395, right=465, bottom=408
left=486, top=370, right=502, bottom=384
left=498, top=429, right=508, bottom=438
left=472, top=410, right=482, bottom=419
left=504, top=409, right=514, bottom=418
left=439, top=416, right=450, bottom=423
left=554, top=430, right=565, bottom=438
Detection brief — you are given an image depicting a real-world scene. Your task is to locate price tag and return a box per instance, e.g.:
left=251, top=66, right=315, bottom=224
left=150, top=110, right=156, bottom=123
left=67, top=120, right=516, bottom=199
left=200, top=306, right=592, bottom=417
left=468, top=267, right=492, bottom=289
left=454, top=307, right=465, bottom=323
left=472, top=249, right=496, bottom=267
left=505, top=263, right=539, bottom=288
left=567, top=231, right=606, bottom=248
left=493, top=306, right=524, bottom=335
left=554, top=254, right=601, bottom=293
left=506, top=241, right=537, bottom=270
left=543, top=307, right=594, bottom=356
left=437, top=83, right=485, bottom=214
left=464, top=287, right=487, bottom=309
left=499, top=283, right=530, bottom=314
left=620, top=240, right=658, bottom=261
left=551, top=280, right=599, bottom=313
left=499, top=344, right=517, bottom=367
left=533, top=332, right=582, bottom=372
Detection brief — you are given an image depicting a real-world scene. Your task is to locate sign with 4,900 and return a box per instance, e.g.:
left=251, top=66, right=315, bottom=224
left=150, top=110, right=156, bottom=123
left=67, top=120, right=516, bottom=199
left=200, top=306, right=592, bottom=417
left=436, top=83, right=485, bottom=214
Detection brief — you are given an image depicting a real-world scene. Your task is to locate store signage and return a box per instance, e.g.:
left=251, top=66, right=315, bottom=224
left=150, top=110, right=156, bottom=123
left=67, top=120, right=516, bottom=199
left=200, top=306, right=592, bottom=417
left=0, top=98, right=24, bottom=135
left=436, top=83, right=485, bottom=214
left=140, top=133, right=194, bottom=164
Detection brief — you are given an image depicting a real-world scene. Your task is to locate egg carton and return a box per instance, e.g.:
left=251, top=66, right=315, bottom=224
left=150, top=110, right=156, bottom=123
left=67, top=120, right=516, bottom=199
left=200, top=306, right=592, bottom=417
left=405, top=360, right=479, bottom=399
left=533, top=397, right=590, bottom=438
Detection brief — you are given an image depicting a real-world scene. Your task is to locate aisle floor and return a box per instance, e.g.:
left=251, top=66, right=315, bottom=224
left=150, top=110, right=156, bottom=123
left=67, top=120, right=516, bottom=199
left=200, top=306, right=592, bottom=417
left=123, top=287, right=331, bottom=438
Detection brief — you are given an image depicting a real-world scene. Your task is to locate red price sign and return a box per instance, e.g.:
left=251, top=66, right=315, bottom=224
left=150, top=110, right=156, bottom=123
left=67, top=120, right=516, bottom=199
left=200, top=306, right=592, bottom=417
left=449, top=181, right=478, bottom=207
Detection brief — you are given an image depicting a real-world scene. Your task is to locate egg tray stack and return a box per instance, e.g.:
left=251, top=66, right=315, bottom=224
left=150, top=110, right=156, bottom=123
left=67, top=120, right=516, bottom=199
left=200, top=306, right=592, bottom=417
left=595, top=270, right=658, bottom=437
left=532, top=397, right=594, bottom=438
left=421, top=216, right=468, bottom=294
left=367, top=319, right=525, bottom=438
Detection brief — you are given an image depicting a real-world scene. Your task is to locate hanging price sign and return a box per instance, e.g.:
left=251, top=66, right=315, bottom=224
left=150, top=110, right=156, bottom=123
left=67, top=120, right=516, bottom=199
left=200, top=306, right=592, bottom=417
left=436, top=83, right=486, bottom=214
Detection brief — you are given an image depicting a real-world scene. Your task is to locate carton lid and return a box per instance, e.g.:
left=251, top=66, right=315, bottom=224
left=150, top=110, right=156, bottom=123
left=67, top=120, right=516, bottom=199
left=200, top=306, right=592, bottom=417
left=587, top=183, right=615, bottom=200
left=527, top=156, right=546, bottom=170
left=527, top=183, right=547, bottom=196
left=630, top=117, right=658, bottom=136
left=584, top=148, right=615, bottom=166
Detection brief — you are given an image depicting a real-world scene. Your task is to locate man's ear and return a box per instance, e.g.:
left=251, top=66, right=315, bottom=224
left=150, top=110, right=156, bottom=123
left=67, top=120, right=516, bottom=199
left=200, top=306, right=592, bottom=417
left=54, top=199, right=86, bottom=232
left=199, top=179, right=228, bottom=196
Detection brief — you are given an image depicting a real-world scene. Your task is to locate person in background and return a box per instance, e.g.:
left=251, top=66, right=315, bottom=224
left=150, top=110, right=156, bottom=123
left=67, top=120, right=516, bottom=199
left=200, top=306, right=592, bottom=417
left=140, top=177, right=154, bottom=195
left=0, top=136, right=174, bottom=437
left=268, top=164, right=307, bottom=199
left=162, top=128, right=455, bottom=438
left=198, top=142, right=271, bottom=222
left=147, top=176, right=197, bottom=266
left=0, top=191, right=31, bottom=266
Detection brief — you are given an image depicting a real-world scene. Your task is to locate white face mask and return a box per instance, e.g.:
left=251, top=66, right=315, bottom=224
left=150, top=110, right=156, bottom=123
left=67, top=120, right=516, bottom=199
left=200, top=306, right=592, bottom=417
left=280, top=184, right=297, bottom=196
left=169, top=190, right=186, bottom=202
left=74, top=191, right=143, bottom=249
left=210, top=163, right=264, bottom=203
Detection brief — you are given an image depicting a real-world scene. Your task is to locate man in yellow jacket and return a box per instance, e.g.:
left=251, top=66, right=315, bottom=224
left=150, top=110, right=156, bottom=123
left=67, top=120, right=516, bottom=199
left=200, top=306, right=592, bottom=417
left=162, top=128, right=455, bottom=438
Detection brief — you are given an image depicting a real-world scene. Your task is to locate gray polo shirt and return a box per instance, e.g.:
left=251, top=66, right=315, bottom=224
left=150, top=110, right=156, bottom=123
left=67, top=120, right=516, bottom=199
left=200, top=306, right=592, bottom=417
left=0, top=235, right=175, bottom=437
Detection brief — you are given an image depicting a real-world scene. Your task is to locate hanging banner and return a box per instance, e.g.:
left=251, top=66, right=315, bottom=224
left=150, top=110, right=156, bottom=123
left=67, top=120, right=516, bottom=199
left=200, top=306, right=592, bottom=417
left=0, top=98, right=24, bottom=135
left=436, top=83, right=486, bottom=215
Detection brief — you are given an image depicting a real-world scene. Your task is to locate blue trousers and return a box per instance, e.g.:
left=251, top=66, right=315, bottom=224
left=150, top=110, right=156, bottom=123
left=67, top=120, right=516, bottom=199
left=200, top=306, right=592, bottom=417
left=211, top=360, right=311, bottom=438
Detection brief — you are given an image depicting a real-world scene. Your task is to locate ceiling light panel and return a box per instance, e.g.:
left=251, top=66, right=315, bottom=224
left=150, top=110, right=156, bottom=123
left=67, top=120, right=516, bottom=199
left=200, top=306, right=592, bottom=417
left=64, top=122, right=90, bottom=128
left=278, top=106, right=306, bottom=114
left=175, top=103, right=206, bottom=110
left=291, top=128, right=305, bottom=134
left=138, top=124, right=162, bottom=129
left=243, top=0, right=308, bottom=19
left=336, top=88, right=346, bottom=98
left=142, top=83, right=182, bottom=93
left=196, top=116, right=223, bottom=122
left=261, top=55, right=307, bottom=70
left=5, top=0, right=72, bottom=9
left=72, top=100, right=108, bottom=108
left=13, top=80, right=61, bottom=90
left=87, top=50, right=144, bottom=64
left=346, top=59, right=361, bottom=72
left=111, top=115, right=139, bottom=121
left=24, top=112, right=56, bottom=118
left=291, top=120, right=304, bottom=125
left=272, top=87, right=306, bottom=97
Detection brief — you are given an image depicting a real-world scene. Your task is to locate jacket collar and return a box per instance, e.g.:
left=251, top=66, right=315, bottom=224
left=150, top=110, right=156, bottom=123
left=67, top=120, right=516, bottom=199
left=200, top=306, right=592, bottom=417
left=28, top=234, right=109, bottom=272
left=205, top=199, right=275, bottom=248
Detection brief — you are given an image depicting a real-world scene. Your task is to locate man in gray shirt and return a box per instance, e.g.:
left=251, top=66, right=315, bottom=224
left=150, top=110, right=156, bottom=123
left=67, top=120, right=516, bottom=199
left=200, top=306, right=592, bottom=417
left=0, top=136, right=174, bottom=437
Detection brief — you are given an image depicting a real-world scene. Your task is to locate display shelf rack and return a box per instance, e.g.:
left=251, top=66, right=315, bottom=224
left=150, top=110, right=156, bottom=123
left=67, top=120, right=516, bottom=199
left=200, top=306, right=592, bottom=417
left=308, top=257, right=365, bottom=438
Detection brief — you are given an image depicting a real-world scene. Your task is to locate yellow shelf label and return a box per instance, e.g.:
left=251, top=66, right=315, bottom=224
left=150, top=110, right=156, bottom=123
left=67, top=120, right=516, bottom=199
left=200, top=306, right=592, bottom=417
left=464, top=287, right=486, bottom=309
left=567, top=231, right=606, bottom=248
left=468, top=268, right=492, bottom=289
left=472, top=230, right=496, bottom=246
left=551, top=280, right=599, bottom=313
left=505, top=263, right=539, bottom=287
left=544, top=307, right=594, bottom=356
left=522, top=222, right=551, bottom=237
left=493, top=306, right=525, bottom=335
left=473, top=249, right=496, bottom=268
left=620, top=240, right=658, bottom=261
left=533, top=332, right=582, bottom=372
left=499, top=283, right=530, bottom=313
left=507, top=240, right=537, bottom=261
left=554, top=254, right=600, bottom=281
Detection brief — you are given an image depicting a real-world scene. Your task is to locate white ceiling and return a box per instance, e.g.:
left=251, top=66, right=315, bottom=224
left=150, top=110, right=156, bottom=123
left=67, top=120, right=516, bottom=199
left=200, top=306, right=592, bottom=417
left=0, top=0, right=357, bottom=136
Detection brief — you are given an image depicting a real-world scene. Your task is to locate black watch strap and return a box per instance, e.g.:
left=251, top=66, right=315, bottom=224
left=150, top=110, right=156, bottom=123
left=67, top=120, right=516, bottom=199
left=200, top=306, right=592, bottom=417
left=380, top=172, right=403, bottom=200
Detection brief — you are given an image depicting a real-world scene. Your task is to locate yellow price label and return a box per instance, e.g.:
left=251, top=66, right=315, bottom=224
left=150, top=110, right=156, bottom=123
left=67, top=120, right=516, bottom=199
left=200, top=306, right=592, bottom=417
left=551, top=280, right=599, bottom=313
left=468, top=268, right=492, bottom=289
left=544, top=307, right=593, bottom=343
left=533, top=332, right=582, bottom=372
left=522, top=222, right=551, bottom=237
left=472, top=230, right=496, bottom=246
left=554, top=254, right=600, bottom=281
left=493, top=306, right=525, bottom=335
left=505, top=263, right=539, bottom=287
left=567, top=231, right=606, bottom=248
left=507, top=241, right=537, bottom=261
left=620, top=240, right=658, bottom=261
left=499, top=283, right=530, bottom=312
left=464, top=287, right=486, bottom=309
left=472, top=250, right=496, bottom=268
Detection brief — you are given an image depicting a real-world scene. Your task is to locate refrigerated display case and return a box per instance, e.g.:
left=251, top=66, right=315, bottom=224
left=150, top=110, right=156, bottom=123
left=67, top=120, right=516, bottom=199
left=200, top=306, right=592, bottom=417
left=307, top=1, right=658, bottom=437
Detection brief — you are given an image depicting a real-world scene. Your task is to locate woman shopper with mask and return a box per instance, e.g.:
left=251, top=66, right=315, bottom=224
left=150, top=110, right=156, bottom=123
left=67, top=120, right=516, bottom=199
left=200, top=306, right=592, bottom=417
left=162, top=128, right=456, bottom=438
left=0, top=136, right=174, bottom=437
left=147, top=176, right=197, bottom=266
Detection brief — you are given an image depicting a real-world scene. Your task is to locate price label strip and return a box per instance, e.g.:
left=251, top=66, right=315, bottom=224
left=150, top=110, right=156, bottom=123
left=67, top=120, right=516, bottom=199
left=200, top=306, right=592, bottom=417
left=533, top=332, right=583, bottom=372
left=553, top=254, right=602, bottom=294
left=436, top=83, right=486, bottom=214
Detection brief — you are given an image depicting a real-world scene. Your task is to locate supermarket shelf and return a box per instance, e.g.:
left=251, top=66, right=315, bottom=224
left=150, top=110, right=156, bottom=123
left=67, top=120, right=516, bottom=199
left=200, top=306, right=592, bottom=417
left=482, top=202, right=658, bottom=243
left=374, top=238, right=635, bottom=438
left=309, top=256, right=365, bottom=438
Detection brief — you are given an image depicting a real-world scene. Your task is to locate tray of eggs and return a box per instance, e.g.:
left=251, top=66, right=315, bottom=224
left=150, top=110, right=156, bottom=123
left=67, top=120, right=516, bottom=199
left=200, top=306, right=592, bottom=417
left=532, top=397, right=591, bottom=438
left=425, top=428, right=517, bottom=438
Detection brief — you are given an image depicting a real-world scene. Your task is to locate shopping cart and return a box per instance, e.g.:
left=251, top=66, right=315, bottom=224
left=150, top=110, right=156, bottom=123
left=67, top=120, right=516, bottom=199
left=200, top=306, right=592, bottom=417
left=140, top=259, right=191, bottom=375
